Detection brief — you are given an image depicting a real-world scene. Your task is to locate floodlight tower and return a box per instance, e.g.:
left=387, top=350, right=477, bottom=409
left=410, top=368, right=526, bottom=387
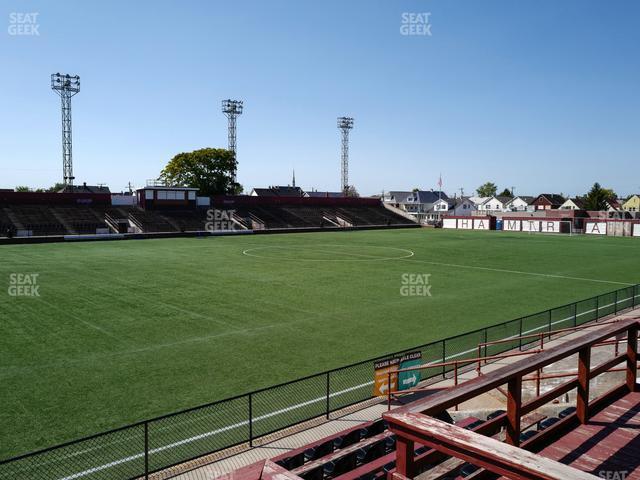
left=337, top=117, right=354, bottom=193
left=222, top=99, right=243, bottom=151
left=51, top=73, right=80, bottom=189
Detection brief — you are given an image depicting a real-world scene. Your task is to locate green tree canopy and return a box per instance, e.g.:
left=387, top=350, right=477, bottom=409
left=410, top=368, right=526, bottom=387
left=476, top=182, right=497, bottom=197
left=160, top=148, right=242, bottom=196
left=14, top=186, right=30, bottom=192
left=46, top=183, right=66, bottom=193
left=499, top=188, right=513, bottom=198
left=584, top=182, right=616, bottom=211
left=344, top=185, right=359, bottom=197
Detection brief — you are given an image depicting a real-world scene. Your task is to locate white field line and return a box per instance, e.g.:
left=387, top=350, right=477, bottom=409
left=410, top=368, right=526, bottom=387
left=45, top=294, right=638, bottom=480
left=400, top=258, right=633, bottom=286
left=57, top=381, right=374, bottom=480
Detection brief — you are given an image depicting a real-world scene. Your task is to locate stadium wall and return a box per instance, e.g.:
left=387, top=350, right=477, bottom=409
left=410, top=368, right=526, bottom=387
left=444, top=215, right=640, bottom=236
left=442, top=216, right=495, bottom=230
left=585, top=219, right=640, bottom=236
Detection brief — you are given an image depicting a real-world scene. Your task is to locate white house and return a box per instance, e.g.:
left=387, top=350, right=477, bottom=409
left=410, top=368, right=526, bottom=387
left=450, top=198, right=476, bottom=216
left=478, top=196, right=511, bottom=213
left=384, top=190, right=449, bottom=223
left=505, top=196, right=534, bottom=212
left=468, top=196, right=489, bottom=208
left=560, top=198, right=585, bottom=210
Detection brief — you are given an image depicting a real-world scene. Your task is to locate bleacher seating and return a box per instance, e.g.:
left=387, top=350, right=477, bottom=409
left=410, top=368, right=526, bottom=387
left=128, top=209, right=178, bottom=233
left=157, top=209, right=209, bottom=232
left=51, top=206, right=108, bottom=234
left=6, top=205, right=67, bottom=236
left=336, top=207, right=415, bottom=227
left=0, top=208, right=15, bottom=236
left=222, top=205, right=413, bottom=230
left=0, top=198, right=416, bottom=237
left=267, top=416, right=487, bottom=480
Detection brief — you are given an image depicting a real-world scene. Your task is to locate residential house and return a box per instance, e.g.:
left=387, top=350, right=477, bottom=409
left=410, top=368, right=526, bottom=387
left=450, top=197, right=477, bottom=216
left=531, top=194, right=566, bottom=210
left=468, top=196, right=489, bottom=208
left=383, top=190, right=449, bottom=223
left=427, top=198, right=456, bottom=222
left=605, top=199, right=622, bottom=213
left=250, top=186, right=305, bottom=197
left=59, top=183, right=111, bottom=194
left=306, top=191, right=344, bottom=198
left=478, top=196, right=512, bottom=213
left=504, top=196, right=534, bottom=212
left=622, top=195, right=640, bottom=213
left=560, top=198, right=585, bottom=210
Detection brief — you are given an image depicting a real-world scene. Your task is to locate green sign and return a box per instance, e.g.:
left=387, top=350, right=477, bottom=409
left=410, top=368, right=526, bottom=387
left=397, top=351, right=422, bottom=391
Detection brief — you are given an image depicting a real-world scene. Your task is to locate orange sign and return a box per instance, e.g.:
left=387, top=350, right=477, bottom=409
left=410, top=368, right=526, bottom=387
left=373, top=357, right=400, bottom=396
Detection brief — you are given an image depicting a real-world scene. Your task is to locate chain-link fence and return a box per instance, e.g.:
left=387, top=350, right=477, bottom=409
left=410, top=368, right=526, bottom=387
left=1, top=285, right=638, bottom=480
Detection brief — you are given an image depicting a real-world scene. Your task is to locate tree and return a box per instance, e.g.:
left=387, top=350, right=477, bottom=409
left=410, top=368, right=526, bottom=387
left=476, top=182, right=497, bottom=197
left=412, top=187, right=420, bottom=192
left=15, top=186, right=30, bottom=192
left=602, top=188, right=617, bottom=201
left=344, top=185, right=359, bottom=197
left=499, top=188, right=513, bottom=198
left=46, top=183, right=66, bottom=193
left=584, top=182, right=616, bottom=211
left=160, top=148, right=242, bottom=196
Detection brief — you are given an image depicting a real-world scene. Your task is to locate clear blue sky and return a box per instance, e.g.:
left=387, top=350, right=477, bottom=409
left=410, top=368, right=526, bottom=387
left=1, top=0, right=639, bottom=197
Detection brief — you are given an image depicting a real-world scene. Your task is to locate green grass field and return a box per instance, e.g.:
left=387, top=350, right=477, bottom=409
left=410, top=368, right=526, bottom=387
left=1, top=228, right=639, bottom=463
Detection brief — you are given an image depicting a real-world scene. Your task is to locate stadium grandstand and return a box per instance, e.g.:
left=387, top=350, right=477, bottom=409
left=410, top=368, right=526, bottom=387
left=0, top=187, right=417, bottom=240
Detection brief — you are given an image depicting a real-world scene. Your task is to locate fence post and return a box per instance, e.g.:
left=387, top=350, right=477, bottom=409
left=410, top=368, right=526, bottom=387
left=634, top=285, right=638, bottom=308
left=441, top=340, right=446, bottom=378
left=326, top=372, right=330, bottom=419
left=518, top=318, right=523, bottom=351
left=615, top=289, right=619, bottom=314
left=595, top=296, right=599, bottom=320
left=573, top=302, right=577, bottom=327
left=249, top=393, right=253, bottom=447
left=548, top=309, right=552, bottom=338
left=144, top=421, right=149, bottom=480
left=483, top=329, right=488, bottom=361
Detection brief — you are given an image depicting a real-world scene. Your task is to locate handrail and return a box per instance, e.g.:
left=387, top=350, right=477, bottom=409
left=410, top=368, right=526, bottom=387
left=385, top=413, right=598, bottom=480
left=384, top=318, right=640, bottom=479
left=396, top=318, right=639, bottom=416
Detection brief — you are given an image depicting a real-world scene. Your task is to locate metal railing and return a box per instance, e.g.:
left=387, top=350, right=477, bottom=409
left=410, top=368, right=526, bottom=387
left=0, top=285, right=638, bottom=480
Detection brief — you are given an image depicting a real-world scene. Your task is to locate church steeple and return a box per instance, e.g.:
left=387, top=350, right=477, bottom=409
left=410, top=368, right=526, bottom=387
left=292, top=169, right=296, bottom=188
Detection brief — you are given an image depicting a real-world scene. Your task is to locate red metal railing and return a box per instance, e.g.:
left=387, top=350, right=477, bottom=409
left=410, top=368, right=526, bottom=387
left=384, top=318, right=640, bottom=479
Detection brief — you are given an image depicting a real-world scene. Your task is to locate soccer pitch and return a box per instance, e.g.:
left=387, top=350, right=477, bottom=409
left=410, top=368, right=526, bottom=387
left=1, top=228, right=639, bottom=460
